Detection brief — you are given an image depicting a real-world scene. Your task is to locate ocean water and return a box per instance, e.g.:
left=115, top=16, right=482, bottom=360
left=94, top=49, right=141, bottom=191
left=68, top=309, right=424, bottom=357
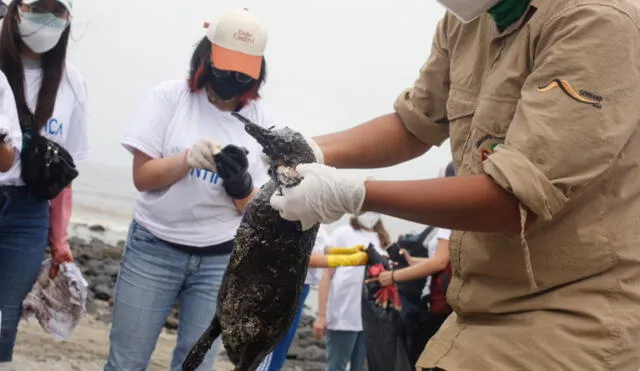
left=70, top=160, right=438, bottom=315
left=71, top=160, right=440, bottom=243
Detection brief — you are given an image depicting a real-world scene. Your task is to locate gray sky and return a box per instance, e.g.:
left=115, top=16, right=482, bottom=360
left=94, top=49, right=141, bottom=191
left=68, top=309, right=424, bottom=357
left=64, top=0, right=452, bottom=236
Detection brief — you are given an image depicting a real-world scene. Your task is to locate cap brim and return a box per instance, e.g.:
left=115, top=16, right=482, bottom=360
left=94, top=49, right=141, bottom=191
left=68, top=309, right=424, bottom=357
left=211, top=44, right=262, bottom=80
left=23, top=0, right=72, bottom=12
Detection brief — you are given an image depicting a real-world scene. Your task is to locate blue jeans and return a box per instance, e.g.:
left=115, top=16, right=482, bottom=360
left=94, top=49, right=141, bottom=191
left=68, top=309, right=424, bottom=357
left=104, top=220, right=230, bottom=371
left=0, top=186, right=49, bottom=362
left=326, top=330, right=366, bottom=371
left=256, top=284, right=311, bottom=371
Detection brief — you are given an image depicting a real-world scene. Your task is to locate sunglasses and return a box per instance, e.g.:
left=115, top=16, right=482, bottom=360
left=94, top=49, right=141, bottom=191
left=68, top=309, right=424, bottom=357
left=210, top=65, right=254, bottom=84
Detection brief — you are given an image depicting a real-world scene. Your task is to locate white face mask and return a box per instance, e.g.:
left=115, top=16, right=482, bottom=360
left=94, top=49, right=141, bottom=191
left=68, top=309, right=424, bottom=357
left=18, top=10, right=69, bottom=54
left=357, top=212, right=381, bottom=230
left=436, top=0, right=501, bottom=23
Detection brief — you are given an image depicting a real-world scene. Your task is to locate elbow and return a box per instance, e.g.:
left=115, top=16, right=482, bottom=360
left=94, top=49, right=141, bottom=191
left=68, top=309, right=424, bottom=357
left=0, top=161, right=12, bottom=173
left=434, top=257, right=449, bottom=272
left=0, top=148, right=15, bottom=172
left=133, top=178, right=152, bottom=193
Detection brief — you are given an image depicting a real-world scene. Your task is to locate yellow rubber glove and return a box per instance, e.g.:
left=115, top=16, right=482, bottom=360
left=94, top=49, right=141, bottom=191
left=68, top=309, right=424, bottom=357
left=327, top=251, right=368, bottom=267
left=325, top=244, right=366, bottom=255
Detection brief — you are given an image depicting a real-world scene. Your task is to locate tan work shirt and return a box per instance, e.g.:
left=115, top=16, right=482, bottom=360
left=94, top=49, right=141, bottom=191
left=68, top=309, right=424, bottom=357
left=394, top=0, right=640, bottom=369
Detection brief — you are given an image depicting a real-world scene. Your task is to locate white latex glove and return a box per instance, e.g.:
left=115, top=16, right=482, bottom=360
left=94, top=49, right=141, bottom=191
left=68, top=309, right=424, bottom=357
left=187, top=139, right=221, bottom=171
left=269, top=163, right=373, bottom=231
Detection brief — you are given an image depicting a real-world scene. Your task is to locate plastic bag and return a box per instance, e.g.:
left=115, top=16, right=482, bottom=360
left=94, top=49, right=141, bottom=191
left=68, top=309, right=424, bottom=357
left=361, top=245, right=413, bottom=371
left=21, top=258, right=89, bottom=341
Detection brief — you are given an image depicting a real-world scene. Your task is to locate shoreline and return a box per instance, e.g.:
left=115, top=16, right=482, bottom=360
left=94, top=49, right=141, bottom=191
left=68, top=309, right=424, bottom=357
left=10, top=229, right=326, bottom=370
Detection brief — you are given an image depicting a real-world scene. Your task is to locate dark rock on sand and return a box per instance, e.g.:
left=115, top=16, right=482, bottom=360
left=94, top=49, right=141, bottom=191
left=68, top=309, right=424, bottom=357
left=69, top=236, right=328, bottom=370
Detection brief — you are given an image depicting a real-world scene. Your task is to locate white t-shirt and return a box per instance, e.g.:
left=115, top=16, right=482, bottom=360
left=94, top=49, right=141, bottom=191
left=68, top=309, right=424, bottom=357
left=121, top=80, right=271, bottom=247
left=326, top=225, right=387, bottom=332
left=421, top=227, right=451, bottom=298
left=0, top=62, right=89, bottom=186
left=305, top=224, right=330, bottom=286
left=0, top=71, right=21, bottom=158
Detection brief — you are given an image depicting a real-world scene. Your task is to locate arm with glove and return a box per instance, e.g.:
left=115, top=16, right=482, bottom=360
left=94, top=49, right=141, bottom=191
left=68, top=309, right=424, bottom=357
left=213, top=144, right=259, bottom=211
left=308, top=244, right=368, bottom=268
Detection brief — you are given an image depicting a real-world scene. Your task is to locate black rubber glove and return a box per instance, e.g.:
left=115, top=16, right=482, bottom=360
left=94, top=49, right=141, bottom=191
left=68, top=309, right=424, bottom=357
left=214, top=144, right=254, bottom=200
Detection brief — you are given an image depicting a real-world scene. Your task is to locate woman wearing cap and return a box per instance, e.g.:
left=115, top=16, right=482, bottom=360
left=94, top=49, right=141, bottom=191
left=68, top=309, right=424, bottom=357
left=104, top=9, right=273, bottom=371
left=313, top=213, right=391, bottom=371
left=0, top=0, right=88, bottom=366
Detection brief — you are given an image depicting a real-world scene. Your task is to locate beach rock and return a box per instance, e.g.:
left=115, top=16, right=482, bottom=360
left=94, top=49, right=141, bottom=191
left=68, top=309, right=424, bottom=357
left=89, top=224, right=106, bottom=232
left=68, top=235, right=330, bottom=370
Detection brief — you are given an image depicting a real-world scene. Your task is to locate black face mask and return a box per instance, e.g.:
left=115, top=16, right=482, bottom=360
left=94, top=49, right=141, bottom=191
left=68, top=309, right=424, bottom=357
left=208, top=66, right=255, bottom=101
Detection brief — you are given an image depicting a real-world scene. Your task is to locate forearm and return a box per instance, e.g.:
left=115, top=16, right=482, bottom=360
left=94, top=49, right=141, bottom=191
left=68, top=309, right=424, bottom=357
left=232, top=186, right=260, bottom=212
left=314, top=113, right=430, bottom=169
left=309, top=253, right=330, bottom=268
left=363, top=174, right=536, bottom=233
left=394, top=257, right=447, bottom=283
left=317, top=269, right=332, bottom=317
left=0, top=144, right=15, bottom=172
left=133, top=151, right=190, bottom=192
left=49, top=186, right=73, bottom=250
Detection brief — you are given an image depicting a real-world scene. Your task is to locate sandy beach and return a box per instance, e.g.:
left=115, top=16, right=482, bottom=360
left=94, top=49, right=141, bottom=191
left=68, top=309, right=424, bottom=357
left=13, top=310, right=235, bottom=371
left=7, top=230, right=325, bottom=371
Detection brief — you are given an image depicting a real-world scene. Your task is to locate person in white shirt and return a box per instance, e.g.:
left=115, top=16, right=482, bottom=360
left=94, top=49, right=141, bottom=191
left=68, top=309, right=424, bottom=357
left=313, top=212, right=391, bottom=371
left=104, top=9, right=274, bottom=371
left=0, top=0, right=88, bottom=366
left=375, top=162, right=455, bottom=366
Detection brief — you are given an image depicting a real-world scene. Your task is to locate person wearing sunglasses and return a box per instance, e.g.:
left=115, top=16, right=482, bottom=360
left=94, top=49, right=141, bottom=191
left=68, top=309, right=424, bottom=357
left=0, top=0, right=88, bottom=367
left=104, top=8, right=274, bottom=371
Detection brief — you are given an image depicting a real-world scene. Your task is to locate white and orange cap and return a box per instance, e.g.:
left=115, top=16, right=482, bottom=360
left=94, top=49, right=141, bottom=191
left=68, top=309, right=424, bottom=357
left=204, top=8, right=267, bottom=80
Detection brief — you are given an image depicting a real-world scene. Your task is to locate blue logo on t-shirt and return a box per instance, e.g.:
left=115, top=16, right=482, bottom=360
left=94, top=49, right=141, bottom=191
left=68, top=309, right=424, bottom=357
left=169, top=146, right=222, bottom=185
left=190, top=168, right=221, bottom=184
left=44, top=118, right=63, bottom=136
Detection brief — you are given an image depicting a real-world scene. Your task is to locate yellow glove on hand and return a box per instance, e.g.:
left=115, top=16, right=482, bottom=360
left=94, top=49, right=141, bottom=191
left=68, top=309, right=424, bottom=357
left=325, top=244, right=366, bottom=255
left=327, top=251, right=368, bottom=267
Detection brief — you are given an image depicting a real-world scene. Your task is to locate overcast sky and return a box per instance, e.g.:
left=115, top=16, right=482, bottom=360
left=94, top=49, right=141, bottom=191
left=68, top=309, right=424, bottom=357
left=40, top=0, right=453, bottom=235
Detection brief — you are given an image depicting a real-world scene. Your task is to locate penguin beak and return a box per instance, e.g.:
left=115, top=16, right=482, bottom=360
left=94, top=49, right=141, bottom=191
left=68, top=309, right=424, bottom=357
left=231, top=112, right=277, bottom=149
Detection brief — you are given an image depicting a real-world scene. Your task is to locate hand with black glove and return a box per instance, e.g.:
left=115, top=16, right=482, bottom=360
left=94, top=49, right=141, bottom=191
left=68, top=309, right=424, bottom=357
left=214, top=144, right=254, bottom=200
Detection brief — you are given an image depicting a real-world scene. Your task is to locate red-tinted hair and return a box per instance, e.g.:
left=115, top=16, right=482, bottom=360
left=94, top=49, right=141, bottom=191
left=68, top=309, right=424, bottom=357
left=187, top=37, right=266, bottom=107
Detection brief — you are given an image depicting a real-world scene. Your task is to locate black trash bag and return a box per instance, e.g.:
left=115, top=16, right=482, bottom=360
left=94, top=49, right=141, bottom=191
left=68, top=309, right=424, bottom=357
left=386, top=227, right=436, bottom=364
left=361, top=244, right=413, bottom=371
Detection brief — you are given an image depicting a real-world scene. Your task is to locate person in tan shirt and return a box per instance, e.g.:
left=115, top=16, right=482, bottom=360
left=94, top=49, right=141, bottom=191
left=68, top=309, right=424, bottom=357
left=267, top=0, right=640, bottom=369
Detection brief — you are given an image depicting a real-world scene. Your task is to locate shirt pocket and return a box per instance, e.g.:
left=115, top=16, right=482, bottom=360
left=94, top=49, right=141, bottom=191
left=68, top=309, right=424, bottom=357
left=446, top=93, right=477, bottom=169
left=467, top=97, right=518, bottom=172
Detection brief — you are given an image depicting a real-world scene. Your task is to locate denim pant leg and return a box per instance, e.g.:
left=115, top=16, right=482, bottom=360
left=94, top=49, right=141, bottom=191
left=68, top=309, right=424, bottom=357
left=105, top=220, right=189, bottom=371
left=256, top=284, right=311, bottom=371
left=349, top=331, right=366, bottom=371
left=170, top=252, right=230, bottom=371
left=326, top=330, right=361, bottom=371
left=268, top=284, right=311, bottom=371
left=0, top=187, right=49, bottom=362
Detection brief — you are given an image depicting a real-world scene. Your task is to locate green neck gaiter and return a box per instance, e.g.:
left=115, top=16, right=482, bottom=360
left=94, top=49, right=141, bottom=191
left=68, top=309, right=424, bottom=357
left=487, top=0, right=531, bottom=32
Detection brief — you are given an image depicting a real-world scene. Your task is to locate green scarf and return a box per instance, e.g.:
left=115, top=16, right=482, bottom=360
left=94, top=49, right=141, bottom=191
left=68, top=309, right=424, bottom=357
left=487, top=0, right=532, bottom=32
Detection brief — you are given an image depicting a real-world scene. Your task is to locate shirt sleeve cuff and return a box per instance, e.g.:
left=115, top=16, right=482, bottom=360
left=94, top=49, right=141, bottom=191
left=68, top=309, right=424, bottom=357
left=483, top=144, right=568, bottom=221
left=393, top=88, right=449, bottom=147
left=120, top=137, right=162, bottom=159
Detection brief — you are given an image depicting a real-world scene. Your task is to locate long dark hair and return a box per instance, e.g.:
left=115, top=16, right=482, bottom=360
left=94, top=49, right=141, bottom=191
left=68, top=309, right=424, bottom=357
left=0, top=0, right=70, bottom=131
left=350, top=216, right=392, bottom=248
left=187, top=36, right=266, bottom=107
